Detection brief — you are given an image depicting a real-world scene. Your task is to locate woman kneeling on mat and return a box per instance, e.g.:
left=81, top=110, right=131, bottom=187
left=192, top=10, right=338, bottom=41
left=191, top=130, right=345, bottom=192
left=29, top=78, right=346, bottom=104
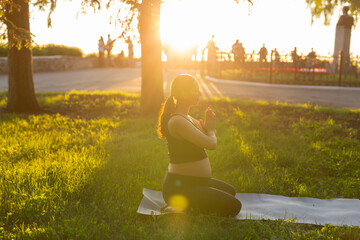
left=157, top=74, right=241, bottom=217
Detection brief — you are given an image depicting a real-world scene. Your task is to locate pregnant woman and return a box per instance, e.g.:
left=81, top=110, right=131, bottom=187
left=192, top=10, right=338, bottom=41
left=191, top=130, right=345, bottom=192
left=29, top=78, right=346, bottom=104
left=157, top=74, right=241, bottom=217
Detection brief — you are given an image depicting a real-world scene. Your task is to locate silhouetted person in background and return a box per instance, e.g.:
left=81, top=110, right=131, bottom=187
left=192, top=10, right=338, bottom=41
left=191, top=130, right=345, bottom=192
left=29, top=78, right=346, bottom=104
left=291, top=47, right=299, bottom=68
left=259, top=44, right=268, bottom=64
left=273, top=48, right=280, bottom=68
left=232, top=40, right=245, bottom=69
left=98, top=36, right=105, bottom=67
left=204, top=35, right=219, bottom=74
left=248, top=50, right=255, bottom=63
left=114, top=50, right=126, bottom=67
left=127, top=37, right=134, bottom=67
left=307, top=48, right=316, bottom=68
left=106, top=34, right=114, bottom=66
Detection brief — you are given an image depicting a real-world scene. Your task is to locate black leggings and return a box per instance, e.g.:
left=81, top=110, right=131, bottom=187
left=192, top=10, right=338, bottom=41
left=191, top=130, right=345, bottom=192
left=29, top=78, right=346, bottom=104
left=162, top=172, right=241, bottom=217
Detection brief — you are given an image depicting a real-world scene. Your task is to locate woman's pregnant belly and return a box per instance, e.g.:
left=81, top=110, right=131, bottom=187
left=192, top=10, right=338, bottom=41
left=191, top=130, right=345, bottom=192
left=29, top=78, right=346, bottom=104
left=168, top=157, right=212, bottom=178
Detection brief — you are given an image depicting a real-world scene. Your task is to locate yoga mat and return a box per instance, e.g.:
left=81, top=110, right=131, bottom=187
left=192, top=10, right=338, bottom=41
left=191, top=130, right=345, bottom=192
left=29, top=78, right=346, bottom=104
left=137, top=188, right=360, bottom=227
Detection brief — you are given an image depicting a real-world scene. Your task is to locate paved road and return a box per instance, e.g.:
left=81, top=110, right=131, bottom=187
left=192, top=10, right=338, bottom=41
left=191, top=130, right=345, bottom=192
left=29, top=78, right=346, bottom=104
left=1, top=67, right=359, bottom=109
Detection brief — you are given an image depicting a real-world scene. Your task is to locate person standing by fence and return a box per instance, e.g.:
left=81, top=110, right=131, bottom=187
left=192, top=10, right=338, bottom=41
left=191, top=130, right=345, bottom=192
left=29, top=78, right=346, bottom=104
left=259, top=44, right=268, bottom=66
left=98, top=36, right=105, bottom=67
left=106, top=34, right=115, bottom=66
left=273, top=48, right=280, bottom=68
left=204, top=35, right=219, bottom=75
left=127, top=37, right=134, bottom=67
left=232, top=40, right=245, bottom=69
left=307, top=48, right=316, bottom=68
left=291, top=47, right=299, bottom=68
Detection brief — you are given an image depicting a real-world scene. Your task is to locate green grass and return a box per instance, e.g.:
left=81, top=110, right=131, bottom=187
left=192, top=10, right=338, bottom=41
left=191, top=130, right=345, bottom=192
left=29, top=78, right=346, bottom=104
left=0, top=92, right=360, bottom=239
left=220, top=69, right=360, bottom=87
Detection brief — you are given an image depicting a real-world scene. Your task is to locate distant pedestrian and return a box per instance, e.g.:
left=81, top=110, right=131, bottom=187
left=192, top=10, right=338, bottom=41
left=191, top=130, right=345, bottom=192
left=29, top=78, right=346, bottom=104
left=307, top=48, right=316, bottom=68
left=114, top=50, right=126, bottom=67
left=259, top=44, right=268, bottom=64
left=127, top=37, right=134, bottom=67
left=291, top=47, right=299, bottom=68
left=273, top=48, right=280, bottom=67
left=248, top=50, right=255, bottom=63
left=98, top=36, right=105, bottom=67
left=106, top=34, right=114, bottom=65
left=204, top=35, right=219, bottom=74
left=232, top=40, right=245, bottom=69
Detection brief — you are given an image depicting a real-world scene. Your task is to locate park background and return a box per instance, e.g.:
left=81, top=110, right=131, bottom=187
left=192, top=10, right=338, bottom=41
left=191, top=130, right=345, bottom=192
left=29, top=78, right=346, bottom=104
left=1, top=0, right=360, bottom=239
left=30, top=0, right=360, bottom=59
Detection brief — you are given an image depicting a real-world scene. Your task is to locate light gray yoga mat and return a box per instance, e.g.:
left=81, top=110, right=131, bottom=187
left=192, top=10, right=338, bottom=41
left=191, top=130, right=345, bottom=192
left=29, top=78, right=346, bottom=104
left=137, top=188, right=360, bottom=227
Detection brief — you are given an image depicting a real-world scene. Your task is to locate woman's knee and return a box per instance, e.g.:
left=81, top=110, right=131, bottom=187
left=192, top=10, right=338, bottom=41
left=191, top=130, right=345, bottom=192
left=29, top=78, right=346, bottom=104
left=208, top=178, right=236, bottom=196
left=230, top=197, right=242, bottom=217
left=196, top=188, right=241, bottom=217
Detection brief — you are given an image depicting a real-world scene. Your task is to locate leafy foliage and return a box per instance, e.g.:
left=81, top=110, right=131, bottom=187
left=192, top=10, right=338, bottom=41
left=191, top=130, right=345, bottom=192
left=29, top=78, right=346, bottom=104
left=0, top=0, right=34, bottom=49
left=306, top=0, right=360, bottom=25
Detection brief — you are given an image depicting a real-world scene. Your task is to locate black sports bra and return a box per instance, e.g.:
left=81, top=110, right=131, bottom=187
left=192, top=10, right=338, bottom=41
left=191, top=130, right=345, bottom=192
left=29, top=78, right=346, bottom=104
left=167, top=114, right=208, bottom=164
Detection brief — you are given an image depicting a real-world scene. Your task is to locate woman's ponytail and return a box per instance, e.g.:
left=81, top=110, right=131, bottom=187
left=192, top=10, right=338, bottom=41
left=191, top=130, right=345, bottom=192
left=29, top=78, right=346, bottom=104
left=157, top=96, right=176, bottom=138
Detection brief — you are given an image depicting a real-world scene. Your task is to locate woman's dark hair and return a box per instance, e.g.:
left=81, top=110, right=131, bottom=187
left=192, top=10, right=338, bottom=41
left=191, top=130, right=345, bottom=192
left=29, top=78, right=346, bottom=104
left=157, top=74, right=197, bottom=139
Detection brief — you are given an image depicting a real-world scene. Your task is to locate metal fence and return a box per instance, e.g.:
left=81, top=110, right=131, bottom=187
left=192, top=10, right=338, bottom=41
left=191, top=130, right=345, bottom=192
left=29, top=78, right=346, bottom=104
left=200, top=51, right=360, bottom=87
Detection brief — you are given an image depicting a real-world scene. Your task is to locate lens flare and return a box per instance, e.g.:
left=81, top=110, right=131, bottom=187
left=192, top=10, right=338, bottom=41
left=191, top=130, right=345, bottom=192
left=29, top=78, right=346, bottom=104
left=169, top=195, right=188, bottom=212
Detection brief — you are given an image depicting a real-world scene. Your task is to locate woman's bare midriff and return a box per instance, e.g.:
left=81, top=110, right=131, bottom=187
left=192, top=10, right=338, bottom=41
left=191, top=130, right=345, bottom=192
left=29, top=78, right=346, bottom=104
left=168, top=157, right=212, bottom=178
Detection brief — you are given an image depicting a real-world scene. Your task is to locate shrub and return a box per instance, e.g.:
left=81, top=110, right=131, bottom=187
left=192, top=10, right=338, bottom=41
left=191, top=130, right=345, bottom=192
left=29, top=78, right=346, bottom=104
left=0, top=45, right=8, bottom=57
left=32, top=44, right=83, bottom=57
left=0, top=44, right=83, bottom=57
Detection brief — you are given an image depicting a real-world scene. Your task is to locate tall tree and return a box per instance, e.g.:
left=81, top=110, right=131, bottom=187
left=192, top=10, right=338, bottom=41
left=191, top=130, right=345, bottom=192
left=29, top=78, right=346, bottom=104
left=138, top=0, right=163, bottom=115
left=4, top=0, right=41, bottom=113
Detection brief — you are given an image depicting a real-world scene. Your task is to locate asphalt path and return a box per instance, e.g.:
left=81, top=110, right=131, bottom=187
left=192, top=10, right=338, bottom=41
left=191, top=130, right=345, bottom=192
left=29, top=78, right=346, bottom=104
left=0, top=67, right=359, bottom=109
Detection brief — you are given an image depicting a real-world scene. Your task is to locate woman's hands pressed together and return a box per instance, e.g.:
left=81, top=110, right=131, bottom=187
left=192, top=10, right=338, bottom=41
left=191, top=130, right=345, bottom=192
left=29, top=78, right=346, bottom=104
left=200, top=107, right=216, bottom=135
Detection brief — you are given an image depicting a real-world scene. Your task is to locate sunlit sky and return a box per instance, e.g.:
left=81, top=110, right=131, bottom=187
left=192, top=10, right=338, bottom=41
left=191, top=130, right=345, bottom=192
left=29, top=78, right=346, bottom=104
left=30, top=0, right=360, bottom=58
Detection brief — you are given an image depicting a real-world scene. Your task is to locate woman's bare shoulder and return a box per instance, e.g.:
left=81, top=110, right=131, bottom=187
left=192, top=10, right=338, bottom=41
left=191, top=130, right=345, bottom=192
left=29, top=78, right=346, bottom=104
left=168, top=115, right=191, bottom=138
left=168, top=115, right=188, bottom=128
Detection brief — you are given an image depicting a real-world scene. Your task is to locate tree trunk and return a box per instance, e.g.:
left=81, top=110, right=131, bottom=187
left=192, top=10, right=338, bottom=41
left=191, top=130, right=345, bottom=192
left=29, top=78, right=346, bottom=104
left=5, top=0, right=41, bottom=113
left=139, top=0, right=164, bottom=115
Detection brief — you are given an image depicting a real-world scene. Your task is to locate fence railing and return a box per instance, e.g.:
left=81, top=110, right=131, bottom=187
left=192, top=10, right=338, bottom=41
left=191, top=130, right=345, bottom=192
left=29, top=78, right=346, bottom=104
left=200, top=51, right=360, bottom=87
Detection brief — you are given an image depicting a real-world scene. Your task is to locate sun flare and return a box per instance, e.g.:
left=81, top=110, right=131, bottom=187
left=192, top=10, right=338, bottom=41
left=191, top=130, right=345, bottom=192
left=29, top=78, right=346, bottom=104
left=160, top=1, right=202, bottom=52
left=169, top=195, right=188, bottom=212
left=160, top=0, right=250, bottom=55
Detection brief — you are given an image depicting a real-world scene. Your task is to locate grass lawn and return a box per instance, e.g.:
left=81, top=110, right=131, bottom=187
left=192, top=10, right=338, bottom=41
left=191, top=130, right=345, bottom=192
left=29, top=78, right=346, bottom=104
left=0, top=91, right=360, bottom=239
left=220, top=69, right=360, bottom=87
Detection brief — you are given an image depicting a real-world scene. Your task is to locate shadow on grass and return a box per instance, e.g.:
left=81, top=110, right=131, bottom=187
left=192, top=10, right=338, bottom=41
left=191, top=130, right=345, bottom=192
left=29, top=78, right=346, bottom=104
left=0, top=91, right=141, bottom=120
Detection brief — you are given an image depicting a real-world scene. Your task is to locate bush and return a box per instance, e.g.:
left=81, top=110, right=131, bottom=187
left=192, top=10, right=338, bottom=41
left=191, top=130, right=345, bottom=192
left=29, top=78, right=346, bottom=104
left=32, top=44, right=83, bottom=56
left=0, top=44, right=83, bottom=57
left=0, top=45, right=7, bottom=57
left=85, top=52, right=98, bottom=58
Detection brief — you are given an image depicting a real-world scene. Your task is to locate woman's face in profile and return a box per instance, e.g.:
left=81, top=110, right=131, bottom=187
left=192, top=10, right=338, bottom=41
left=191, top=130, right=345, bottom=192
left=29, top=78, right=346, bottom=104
left=186, top=81, right=201, bottom=105
left=173, top=77, right=201, bottom=105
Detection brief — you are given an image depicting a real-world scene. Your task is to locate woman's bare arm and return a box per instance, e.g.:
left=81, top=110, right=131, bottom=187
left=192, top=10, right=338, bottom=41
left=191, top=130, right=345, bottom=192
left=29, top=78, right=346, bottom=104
left=168, top=116, right=217, bottom=150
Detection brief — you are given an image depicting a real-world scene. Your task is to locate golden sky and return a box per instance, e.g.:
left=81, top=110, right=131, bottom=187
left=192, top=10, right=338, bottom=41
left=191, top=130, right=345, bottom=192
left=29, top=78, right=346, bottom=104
left=30, top=0, right=360, bottom=58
